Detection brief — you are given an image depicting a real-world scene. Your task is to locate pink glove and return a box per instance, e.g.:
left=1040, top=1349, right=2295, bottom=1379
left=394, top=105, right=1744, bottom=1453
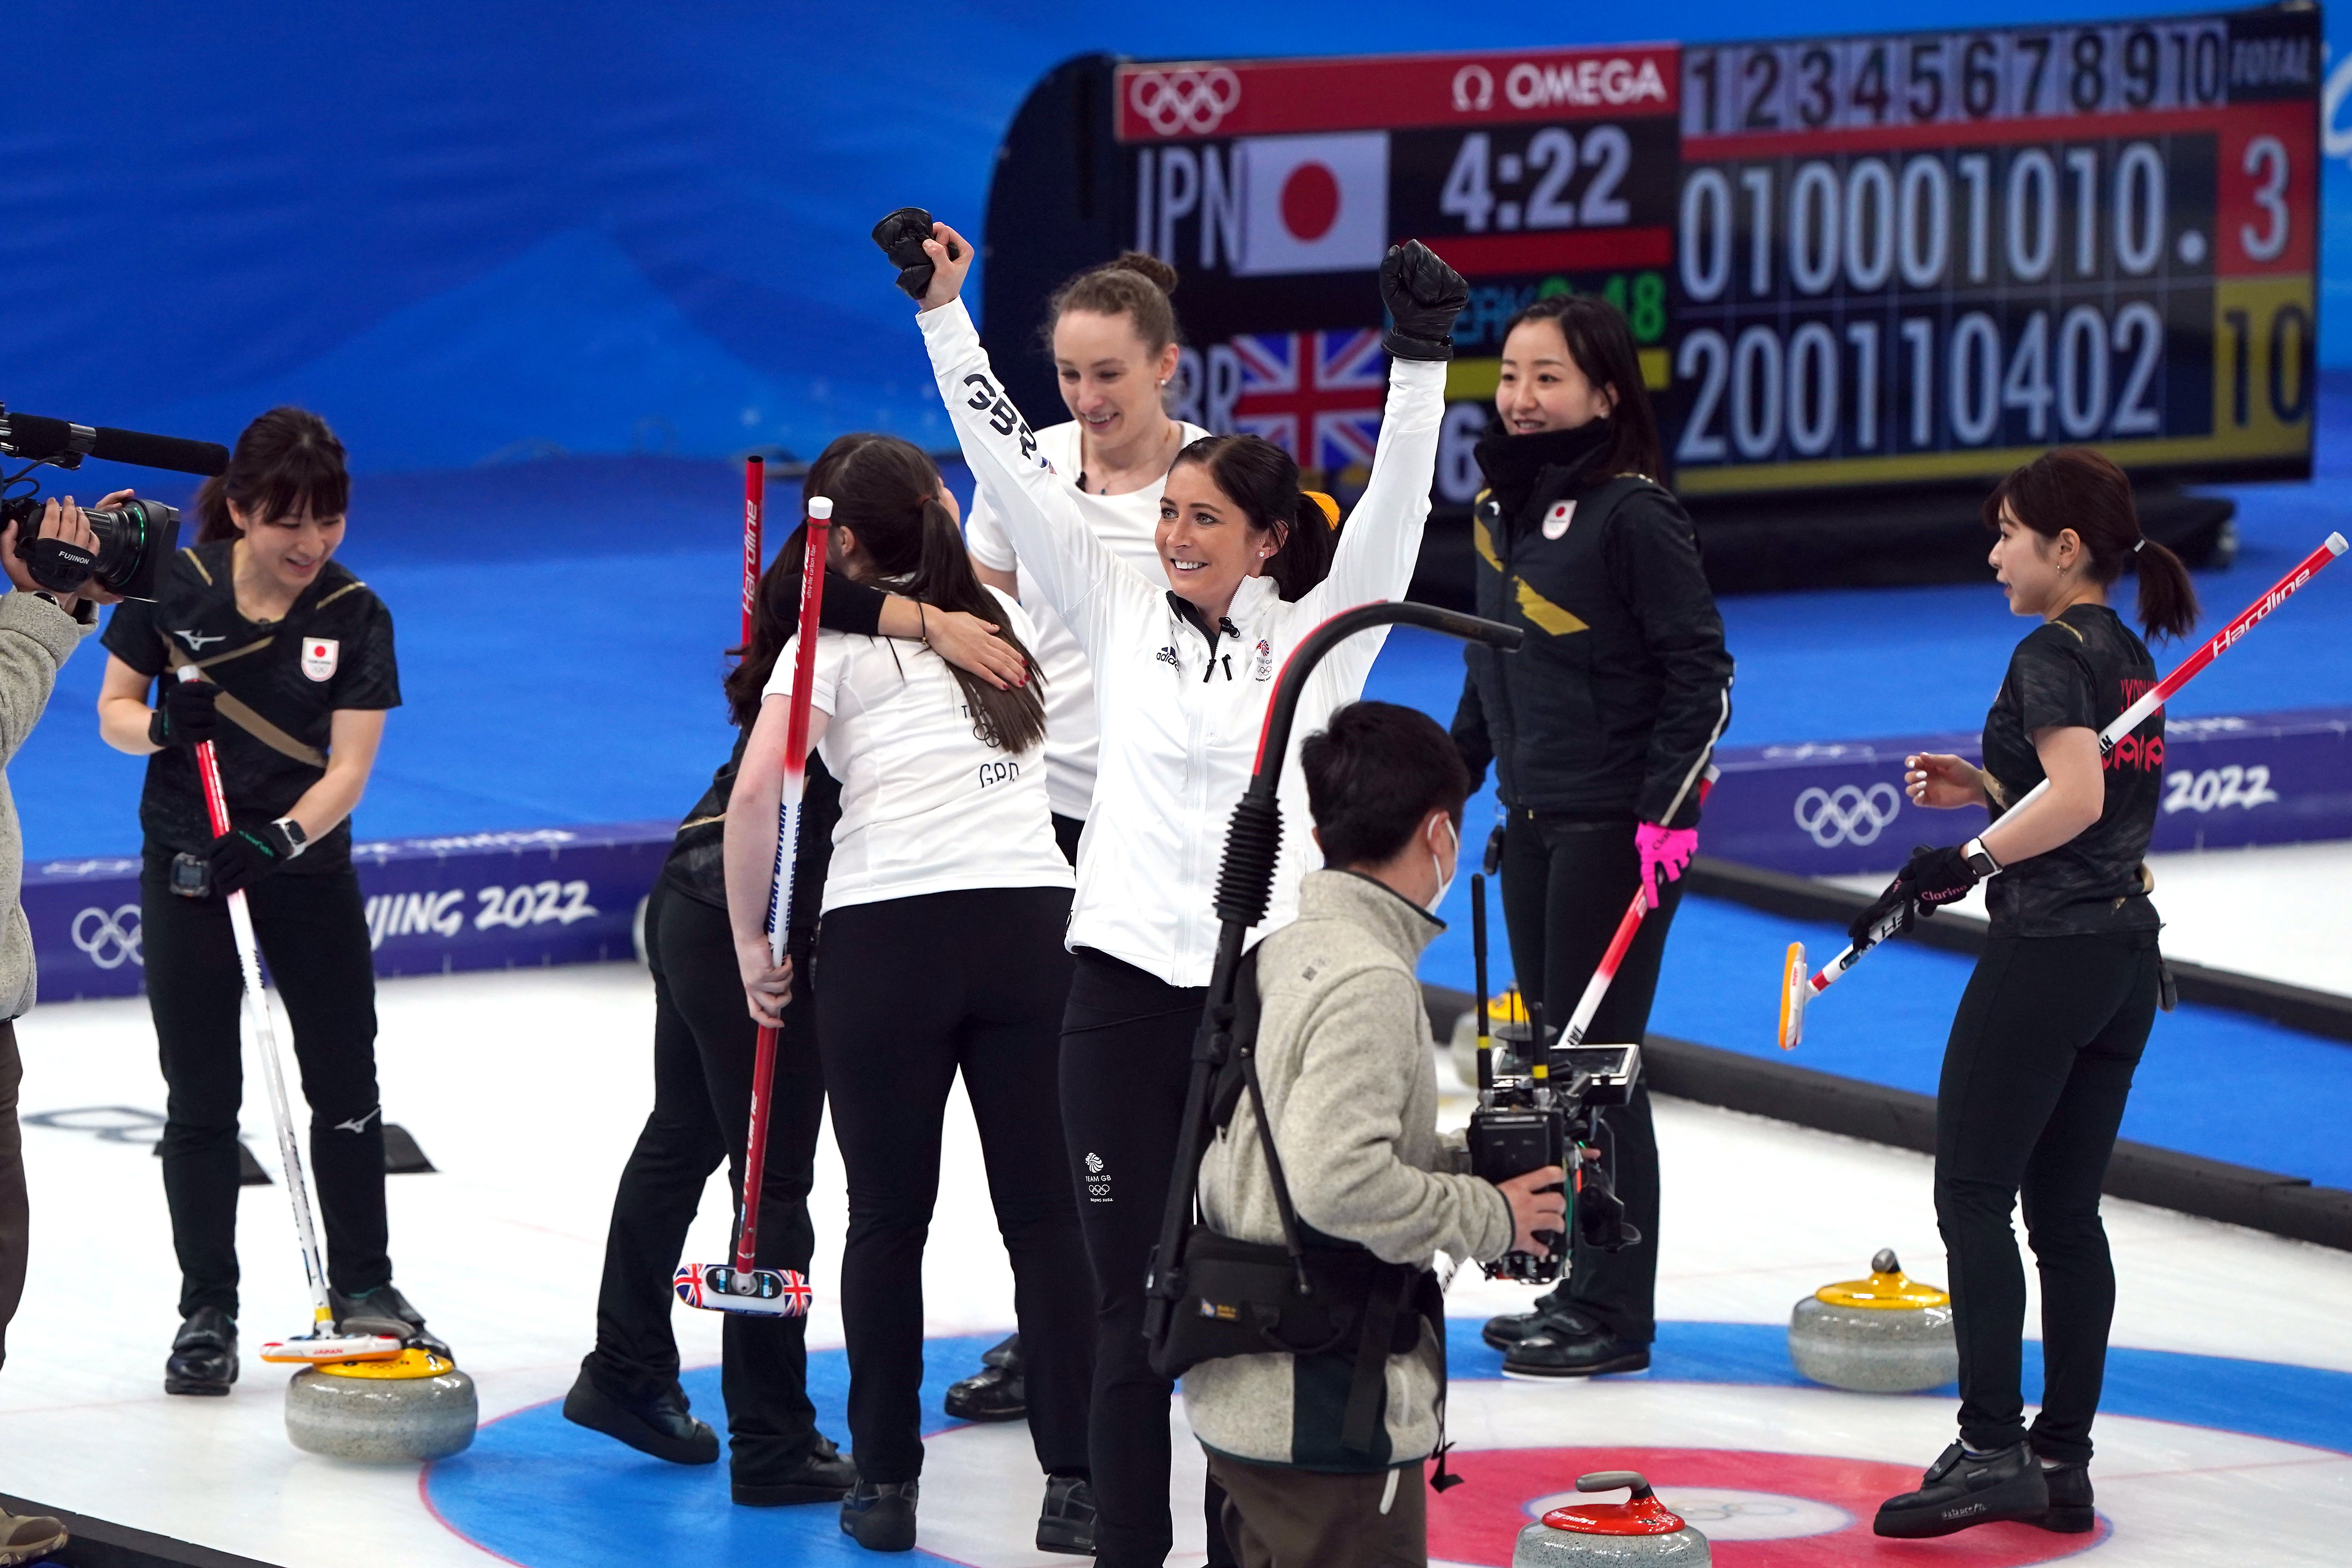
left=1635, top=822, right=1698, bottom=910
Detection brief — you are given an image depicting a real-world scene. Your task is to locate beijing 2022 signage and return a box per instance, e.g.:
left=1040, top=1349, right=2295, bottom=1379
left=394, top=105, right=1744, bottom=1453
left=982, top=6, right=2318, bottom=508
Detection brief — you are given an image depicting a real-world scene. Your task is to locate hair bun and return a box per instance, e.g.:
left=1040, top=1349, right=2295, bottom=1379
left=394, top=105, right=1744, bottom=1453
left=1108, top=250, right=1180, bottom=296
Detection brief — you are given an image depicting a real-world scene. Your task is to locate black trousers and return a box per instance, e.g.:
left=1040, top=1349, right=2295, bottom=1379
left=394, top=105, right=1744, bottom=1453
left=583, top=881, right=827, bottom=1469
left=816, top=886, right=1091, bottom=1486
left=1499, top=809, right=1677, bottom=1345
left=1938, top=932, right=2157, bottom=1466
left=142, top=859, right=388, bottom=1320
left=1059, top=948, right=1238, bottom=1568
left=0, top=1023, right=23, bottom=1370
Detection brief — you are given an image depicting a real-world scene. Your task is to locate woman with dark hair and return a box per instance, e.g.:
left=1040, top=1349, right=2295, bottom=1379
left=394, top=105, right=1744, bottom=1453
left=1859, top=447, right=2196, bottom=1540
left=897, top=216, right=1465, bottom=1568
left=562, top=432, right=1026, bottom=1505
left=92, top=408, right=435, bottom=1391
left=725, top=434, right=1094, bottom=1557
left=1463, top=294, right=1735, bottom=1382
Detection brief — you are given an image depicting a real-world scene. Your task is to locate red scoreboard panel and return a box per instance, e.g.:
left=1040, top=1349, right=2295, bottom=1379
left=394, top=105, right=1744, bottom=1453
left=980, top=6, right=2318, bottom=516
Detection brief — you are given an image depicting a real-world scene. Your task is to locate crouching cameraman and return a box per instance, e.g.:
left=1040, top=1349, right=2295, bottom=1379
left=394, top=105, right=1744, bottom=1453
left=1180, top=701, right=1564, bottom=1568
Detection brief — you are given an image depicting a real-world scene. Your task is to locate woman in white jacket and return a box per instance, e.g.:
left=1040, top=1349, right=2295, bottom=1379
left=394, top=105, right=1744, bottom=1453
left=898, top=217, right=1465, bottom=1568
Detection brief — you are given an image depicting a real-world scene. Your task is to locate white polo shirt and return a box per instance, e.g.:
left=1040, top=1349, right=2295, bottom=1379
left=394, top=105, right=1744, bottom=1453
left=965, top=416, right=1208, bottom=822
left=765, top=587, right=1073, bottom=914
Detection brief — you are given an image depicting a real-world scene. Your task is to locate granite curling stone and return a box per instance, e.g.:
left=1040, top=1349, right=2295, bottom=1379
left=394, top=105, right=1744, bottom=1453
left=1514, top=1471, right=1711, bottom=1567
left=1787, top=1248, right=1957, bottom=1393
left=287, top=1347, right=478, bottom=1462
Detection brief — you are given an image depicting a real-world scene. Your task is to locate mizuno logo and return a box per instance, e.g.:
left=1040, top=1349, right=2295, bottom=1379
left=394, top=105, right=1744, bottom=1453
left=175, top=630, right=224, bottom=650
left=333, top=1107, right=382, bottom=1135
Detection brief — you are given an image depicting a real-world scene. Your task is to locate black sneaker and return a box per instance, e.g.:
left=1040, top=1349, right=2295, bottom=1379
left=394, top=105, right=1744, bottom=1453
left=1875, top=1442, right=2050, bottom=1538
left=1499, top=1310, right=1651, bottom=1379
left=840, top=1478, right=918, bottom=1553
left=945, top=1334, right=1025, bottom=1422
left=734, top=1434, right=857, bottom=1505
left=1036, top=1473, right=1096, bottom=1556
left=329, top=1282, right=452, bottom=1359
left=164, top=1307, right=238, bottom=1396
left=561, top=1366, right=719, bottom=1466
left=2036, top=1460, right=2096, bottom=1534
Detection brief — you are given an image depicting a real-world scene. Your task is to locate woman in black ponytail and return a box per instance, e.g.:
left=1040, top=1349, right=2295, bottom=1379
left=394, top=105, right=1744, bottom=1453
left=1855, top=447, right=2195, bottom=1540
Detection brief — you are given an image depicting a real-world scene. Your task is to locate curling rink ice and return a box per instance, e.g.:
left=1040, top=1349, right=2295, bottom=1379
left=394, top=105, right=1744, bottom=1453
left=5, top=960, right=2350, bottom=1568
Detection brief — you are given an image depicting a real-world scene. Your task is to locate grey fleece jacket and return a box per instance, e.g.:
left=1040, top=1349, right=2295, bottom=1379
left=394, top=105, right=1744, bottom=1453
left=0, top=590, right=97, bottom=1020
left=1182, top=869, right=1514, bottom=1471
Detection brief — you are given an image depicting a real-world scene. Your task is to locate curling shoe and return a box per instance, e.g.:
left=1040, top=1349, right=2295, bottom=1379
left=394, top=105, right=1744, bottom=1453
left=944, top=1333, right=1025, bottom=1422
left=1482, top=1286, right=1580, bottom=1351
left=733, top=1434, right=856, bottom=1505
left=164, top=1307, right=238, bottom=1396
left=1035, top=1473, right=1097, bottom=1556
left=2036, top=1459, right=2096, bottom=1533
left=1499, top=1308, right=1651, bottom=1379
left=329, top=1281, right=452, bottom=1358
left=1874, top=1441, right=2049, bottom=1538
left=561, top=1367, right=718, bottom=1466
left=840, top=1478, right=919, bottom=1553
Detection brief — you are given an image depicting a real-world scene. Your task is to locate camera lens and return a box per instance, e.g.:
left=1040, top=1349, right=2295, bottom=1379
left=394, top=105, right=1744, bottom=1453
left=6, top=496, right=179, bottom=601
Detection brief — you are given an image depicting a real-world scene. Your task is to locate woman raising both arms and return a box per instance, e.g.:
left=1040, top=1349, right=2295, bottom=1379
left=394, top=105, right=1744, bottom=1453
left=893, top=214, right=1466, bottom=1568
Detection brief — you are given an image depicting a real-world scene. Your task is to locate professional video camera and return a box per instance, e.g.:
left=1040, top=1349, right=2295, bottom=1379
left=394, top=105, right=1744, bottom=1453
left=0, top=402, right=228, bottom=601
left=1464, top=873, right=1643, bottom=1285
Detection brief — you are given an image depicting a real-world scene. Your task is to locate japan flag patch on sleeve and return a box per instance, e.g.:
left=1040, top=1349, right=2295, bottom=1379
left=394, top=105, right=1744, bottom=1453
left=300, top=638, right=339, bottom=682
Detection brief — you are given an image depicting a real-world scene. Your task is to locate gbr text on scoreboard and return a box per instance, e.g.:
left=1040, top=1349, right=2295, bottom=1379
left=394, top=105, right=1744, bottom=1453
left=1104, top=6, right=2318, bottom=501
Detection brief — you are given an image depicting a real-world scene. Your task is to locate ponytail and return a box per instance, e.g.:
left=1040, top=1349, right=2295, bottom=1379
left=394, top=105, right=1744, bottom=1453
left=1982, top=447, right=2200, bottom=640
left=1171, top=434, right=1338, bottom=601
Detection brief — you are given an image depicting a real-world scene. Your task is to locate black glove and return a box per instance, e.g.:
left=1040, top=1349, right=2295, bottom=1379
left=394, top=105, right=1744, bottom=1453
left=208, top=821, right=298, bottom=895
left=872, top=206, right=962, bottom=301
left=1378, top=239, right=1469, bottom=362
left=149, top=680, right=220, bottom=750
left=1847, top=873, right=1914, bottom=949
left=1900, top=842, right=1980, bottom=918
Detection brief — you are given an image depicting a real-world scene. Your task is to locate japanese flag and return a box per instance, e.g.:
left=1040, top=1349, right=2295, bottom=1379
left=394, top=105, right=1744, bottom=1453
left=1236, top=132, right=1388, bottom=277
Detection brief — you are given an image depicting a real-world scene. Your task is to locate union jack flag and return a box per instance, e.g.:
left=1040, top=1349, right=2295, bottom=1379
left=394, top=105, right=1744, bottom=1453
left=1229, top=329, right=1387, bottom=471
left=777, top=1269, right=814, bottom=1315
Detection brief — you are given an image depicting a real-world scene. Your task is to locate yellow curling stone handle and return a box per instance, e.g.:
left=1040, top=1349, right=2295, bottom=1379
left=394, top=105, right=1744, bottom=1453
left=315, top=1347, right=459, bottom=1380
left=1815, top=1248, right=1951, bottom=1310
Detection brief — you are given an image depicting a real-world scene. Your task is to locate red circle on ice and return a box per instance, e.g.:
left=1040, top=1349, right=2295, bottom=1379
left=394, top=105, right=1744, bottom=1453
left=1279, top=162, right=1341, bottom=241
left=1425, top=1447, right=2105, bottom=1565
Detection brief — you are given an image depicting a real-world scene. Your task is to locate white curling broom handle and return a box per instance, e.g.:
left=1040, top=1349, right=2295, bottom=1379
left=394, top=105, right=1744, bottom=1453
left=1808, top=530, right=2351, bottom=1000
left=178, top=668, right=339, bottom=1329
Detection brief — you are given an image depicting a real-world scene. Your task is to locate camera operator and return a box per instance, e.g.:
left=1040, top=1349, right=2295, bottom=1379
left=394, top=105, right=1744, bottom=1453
left=0, top=494, right=117, bottom=1566
left=93, top=408, right=437, bottom=1395
left=1182, top=701, right=1563, bottom=1568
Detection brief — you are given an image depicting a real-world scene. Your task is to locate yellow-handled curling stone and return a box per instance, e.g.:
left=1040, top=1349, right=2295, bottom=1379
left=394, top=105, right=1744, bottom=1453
left=1513, top=1471, right=1711, bottom=1565
left=287, top=1346, right=477, bottom=1462
left=1787, top=1249, right=1957, bottom=1393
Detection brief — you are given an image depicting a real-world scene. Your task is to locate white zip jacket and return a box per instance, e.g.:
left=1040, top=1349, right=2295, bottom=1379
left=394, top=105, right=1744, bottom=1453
left=919, top=298, right=1443, bottom=986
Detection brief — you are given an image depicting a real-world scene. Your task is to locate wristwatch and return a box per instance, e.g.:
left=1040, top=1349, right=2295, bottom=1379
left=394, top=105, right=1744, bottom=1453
left=1961, top=836, right=2002, bottom=879
left=273, top=816, right=310, bottom=859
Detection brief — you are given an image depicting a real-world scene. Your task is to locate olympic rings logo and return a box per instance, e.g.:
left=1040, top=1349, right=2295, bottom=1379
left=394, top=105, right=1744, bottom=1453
left=72, top=904, right=144, bottom=970
left=1127, top=69, right=1242, bottom=136
left=1792, top=783, right=1902, bottom=848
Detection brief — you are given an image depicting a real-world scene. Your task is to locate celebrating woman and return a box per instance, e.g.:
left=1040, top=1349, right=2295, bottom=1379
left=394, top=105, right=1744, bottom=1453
left=725, top=436, right=1093, bottom=1557
left=898, top=215, right=1464, bottom=1568
left=1858, top=448, right=2193, bottom=1539
left=948, top=250, right=1208, bottom=1423
left=1458, top=295, right=1733, bottom=1381
left=95, top=408, right=431, bottom=1393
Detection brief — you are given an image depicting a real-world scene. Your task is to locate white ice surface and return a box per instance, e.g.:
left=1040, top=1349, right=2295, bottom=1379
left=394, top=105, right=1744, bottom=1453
left=0, top=963, right=2347, bottom=1566
left=1826, top=840, right=2352, bottom=997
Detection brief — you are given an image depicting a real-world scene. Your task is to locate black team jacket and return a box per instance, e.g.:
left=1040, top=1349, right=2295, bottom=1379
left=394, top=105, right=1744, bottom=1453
left=1451, top=422, right=1734, bottom=830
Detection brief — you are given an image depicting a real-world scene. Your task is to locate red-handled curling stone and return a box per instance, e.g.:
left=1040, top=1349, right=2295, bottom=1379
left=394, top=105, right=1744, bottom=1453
left=1513, top=1470, right=1712, bottom=1565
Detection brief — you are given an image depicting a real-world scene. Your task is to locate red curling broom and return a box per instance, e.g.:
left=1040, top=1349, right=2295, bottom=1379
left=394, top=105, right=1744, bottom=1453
left=673, top=489, right=829, bottom=1318
left=178, top=667, right=405, bottom=1365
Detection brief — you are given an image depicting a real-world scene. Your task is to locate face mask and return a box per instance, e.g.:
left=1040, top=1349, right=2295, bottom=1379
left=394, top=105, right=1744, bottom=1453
left=1426, top=816, right=1459, bottom=914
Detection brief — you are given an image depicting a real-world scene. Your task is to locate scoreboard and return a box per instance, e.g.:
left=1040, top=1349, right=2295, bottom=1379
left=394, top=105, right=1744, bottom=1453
left=980, top=6, right=2320, bottom=515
